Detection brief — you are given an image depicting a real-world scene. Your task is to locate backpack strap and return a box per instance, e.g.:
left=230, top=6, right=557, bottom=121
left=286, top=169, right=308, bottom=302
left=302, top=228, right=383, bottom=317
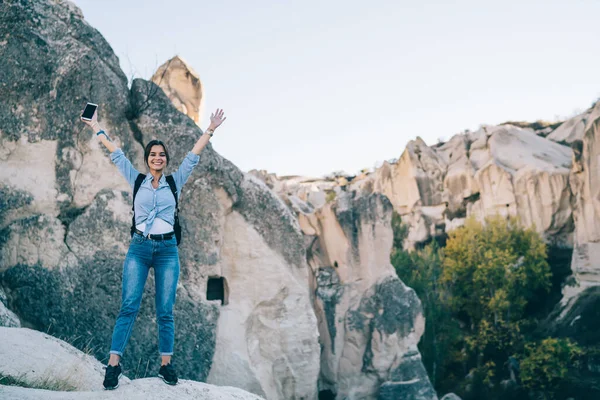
left=165, top=175, right=178, bottom=210
left=133, top=173, right=146, bottom=208
left=131, top=173, right=146, bottom=236
left=166, top=175, right=182, bottom=245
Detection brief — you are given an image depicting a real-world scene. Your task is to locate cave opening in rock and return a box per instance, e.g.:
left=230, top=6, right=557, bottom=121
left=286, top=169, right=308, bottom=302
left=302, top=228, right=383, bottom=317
left=319, top=389, right=336, bottom=400
left=207, top=276, right=228, bottom=305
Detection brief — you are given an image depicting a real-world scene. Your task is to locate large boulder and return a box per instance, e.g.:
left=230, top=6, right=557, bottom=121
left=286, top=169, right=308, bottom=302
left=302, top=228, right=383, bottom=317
left=543, top=286, right=600, bottom=398
left=547, top=109, right=592, bottom=144
left=550, top=286, right=600, bottom=346
left=0, top=0, right=140, bottom=221
left=0, top=327, right=129, bottom=391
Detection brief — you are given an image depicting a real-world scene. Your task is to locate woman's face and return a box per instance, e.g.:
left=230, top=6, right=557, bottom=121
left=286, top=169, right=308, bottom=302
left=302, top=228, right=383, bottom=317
left=147, top=145, right=167, bottom=172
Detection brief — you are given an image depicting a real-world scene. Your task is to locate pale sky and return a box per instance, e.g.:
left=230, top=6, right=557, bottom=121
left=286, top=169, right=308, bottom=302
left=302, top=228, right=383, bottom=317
left=73, top=0, right=600, bottom=177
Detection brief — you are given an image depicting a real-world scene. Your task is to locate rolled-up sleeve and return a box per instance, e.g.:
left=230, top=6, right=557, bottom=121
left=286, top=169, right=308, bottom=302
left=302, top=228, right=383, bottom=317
left=110, top=148, right=140, bottom=188
left=171, top=152, right=200, bottom=191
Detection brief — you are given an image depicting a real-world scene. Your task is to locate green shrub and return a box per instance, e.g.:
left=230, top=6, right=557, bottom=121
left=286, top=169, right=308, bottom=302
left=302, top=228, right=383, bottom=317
left=520, top=338, right=582, bottom=399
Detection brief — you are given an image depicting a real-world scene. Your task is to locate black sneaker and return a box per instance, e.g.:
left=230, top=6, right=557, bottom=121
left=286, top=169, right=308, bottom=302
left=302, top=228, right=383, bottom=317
left=158, top=363, right=178, bottom=385
left=103, top=364, right=122, bottom=390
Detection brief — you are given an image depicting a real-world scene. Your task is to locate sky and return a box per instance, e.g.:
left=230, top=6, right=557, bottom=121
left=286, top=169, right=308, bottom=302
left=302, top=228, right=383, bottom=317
left=73, top=0, right=600, bottom=177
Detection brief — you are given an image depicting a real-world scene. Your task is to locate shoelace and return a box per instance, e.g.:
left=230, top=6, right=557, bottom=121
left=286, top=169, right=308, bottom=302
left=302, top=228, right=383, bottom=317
left=161, top=364, right=176, bottom=378
left=105, top=365, right=120, bottom=378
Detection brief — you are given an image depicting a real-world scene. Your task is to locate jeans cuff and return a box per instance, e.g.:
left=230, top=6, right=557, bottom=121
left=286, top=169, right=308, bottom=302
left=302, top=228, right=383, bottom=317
left=109, top=350, right=123, bottom=356
left=160, top=352, right=174, bottom=356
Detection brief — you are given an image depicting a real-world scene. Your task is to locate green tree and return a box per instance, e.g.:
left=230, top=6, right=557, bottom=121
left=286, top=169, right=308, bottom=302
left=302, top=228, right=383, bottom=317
left=442, top=216, right=551, bottom=327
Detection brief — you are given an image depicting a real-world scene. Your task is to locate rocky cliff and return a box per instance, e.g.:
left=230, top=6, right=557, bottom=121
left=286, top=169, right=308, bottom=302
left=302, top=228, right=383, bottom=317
left=249, top=172, right=435, bottom=399
left=253, top=102, right=600, bottom=323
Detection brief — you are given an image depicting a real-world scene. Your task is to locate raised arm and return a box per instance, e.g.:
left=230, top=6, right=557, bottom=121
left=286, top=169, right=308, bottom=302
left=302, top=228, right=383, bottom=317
left=191, top=108, right=227, bottom=155
left=172, top=109, right=227, bottom=189
left=80, top=107, right=140, bottom=188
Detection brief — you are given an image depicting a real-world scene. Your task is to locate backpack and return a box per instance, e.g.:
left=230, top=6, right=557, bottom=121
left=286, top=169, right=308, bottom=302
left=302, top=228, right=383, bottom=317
left=130, top=173, right=181, bottom=245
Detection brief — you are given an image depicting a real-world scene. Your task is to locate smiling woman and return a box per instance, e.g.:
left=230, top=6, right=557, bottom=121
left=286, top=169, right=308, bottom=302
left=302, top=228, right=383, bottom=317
left=145, top=140, right=170, bottom=180
left=80, top=105, right=226, bottom=390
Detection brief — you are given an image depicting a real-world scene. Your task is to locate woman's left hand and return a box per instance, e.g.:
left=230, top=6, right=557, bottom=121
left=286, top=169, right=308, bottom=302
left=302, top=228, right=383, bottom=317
left=209, top=109, right=227, bottom=130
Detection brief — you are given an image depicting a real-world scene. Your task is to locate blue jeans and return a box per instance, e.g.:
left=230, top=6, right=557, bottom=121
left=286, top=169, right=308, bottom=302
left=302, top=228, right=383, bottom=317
left=109, top=233, right=180, bottom=356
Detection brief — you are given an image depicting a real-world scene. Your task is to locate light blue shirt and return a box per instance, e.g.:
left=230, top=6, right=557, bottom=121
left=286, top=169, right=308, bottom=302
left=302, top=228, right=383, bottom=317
left=110, top=148, right=200, bottom=236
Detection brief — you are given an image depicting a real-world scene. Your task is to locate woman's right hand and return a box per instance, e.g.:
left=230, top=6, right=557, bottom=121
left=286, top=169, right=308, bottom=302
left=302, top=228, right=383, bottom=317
left=80, top=108, right=99, bottom=130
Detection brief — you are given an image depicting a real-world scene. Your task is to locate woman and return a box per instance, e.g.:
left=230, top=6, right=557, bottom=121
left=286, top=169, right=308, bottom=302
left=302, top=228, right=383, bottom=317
left=81, top=106, right=226, bottom=389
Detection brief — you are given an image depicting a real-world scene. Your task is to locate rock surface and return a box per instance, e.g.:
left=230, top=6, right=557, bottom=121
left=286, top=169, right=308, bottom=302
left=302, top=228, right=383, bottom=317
left=547, top=109, right=592, bottom=144
left=0, top=327, right=263, bottom=400
left=246, top=111, right=600, bottom=398
left=0, top=327, right=129, bottom=391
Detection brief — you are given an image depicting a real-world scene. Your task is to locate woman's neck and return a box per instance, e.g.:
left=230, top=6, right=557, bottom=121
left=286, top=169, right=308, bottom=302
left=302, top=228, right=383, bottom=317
left=149, top=170, right=163, bottom=182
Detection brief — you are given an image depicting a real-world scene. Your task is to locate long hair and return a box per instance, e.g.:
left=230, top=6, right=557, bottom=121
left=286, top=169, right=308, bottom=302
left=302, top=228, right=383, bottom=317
left=144, top=140, right=170, bottom=168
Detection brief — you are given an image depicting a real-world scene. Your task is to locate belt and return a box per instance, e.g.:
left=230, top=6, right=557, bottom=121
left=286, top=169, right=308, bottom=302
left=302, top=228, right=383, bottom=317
left=134, top=229, right=175, bottom=241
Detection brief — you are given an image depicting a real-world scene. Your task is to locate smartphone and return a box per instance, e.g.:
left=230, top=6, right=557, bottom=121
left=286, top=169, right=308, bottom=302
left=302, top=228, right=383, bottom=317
left=81, top=103, right=98, bottom=121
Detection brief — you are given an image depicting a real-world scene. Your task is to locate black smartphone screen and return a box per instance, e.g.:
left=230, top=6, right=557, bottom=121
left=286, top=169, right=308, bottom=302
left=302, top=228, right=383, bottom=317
left=81, top=103, right=97, bottom=120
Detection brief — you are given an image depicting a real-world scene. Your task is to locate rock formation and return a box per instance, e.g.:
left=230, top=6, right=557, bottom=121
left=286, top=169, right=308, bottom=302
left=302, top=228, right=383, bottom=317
left=151, top=56, right=204, bottom=125
left=372, top=125, right=574, bottom=249
left=246, top=173, right=436, bottom=399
